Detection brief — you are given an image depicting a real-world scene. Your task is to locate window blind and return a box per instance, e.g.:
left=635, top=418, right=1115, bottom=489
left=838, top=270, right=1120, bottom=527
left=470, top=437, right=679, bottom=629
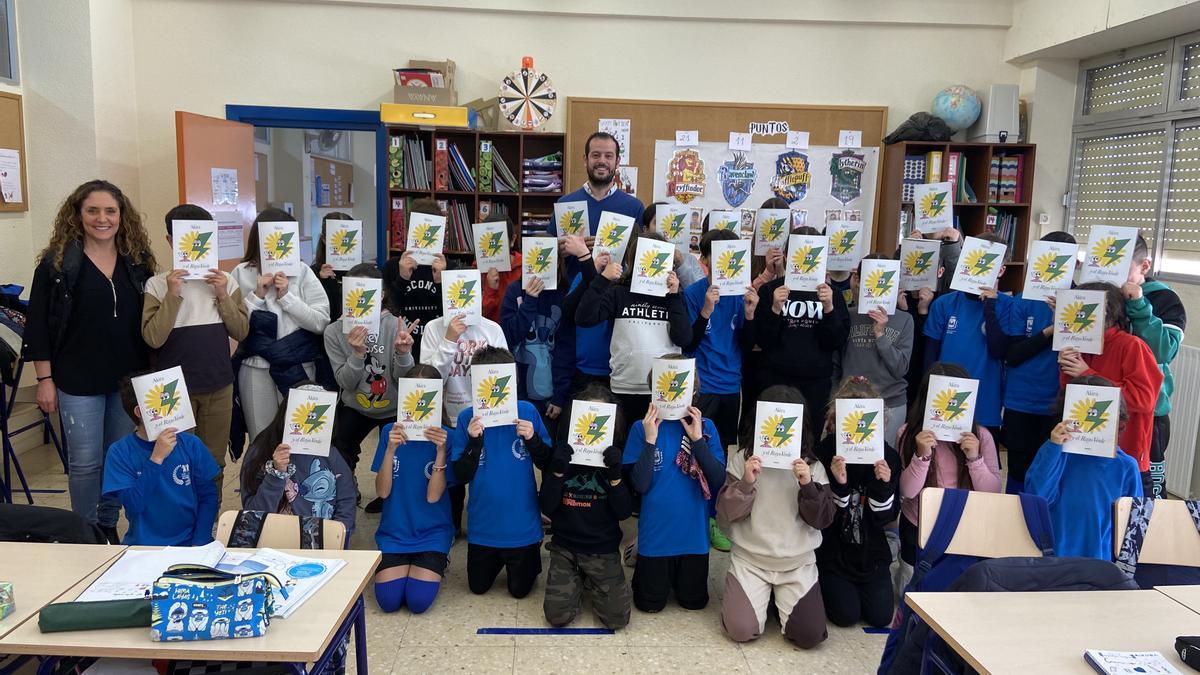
left=1082, top=50, right=1168, bottom=116
left=1182, top=42, right=1200, bottom=102
left=1163, top=124, right=1200, bottom=270
left=1070, top=129, right=1167, bottom=245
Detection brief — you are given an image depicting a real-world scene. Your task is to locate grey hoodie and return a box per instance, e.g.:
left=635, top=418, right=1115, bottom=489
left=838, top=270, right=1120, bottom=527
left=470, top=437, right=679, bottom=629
left=323, top=310, right=415, bottom=419
left=833, top=309, right=914, bottom=408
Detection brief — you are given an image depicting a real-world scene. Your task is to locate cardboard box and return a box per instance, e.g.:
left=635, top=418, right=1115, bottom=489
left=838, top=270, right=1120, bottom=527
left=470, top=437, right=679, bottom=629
left=393, top=59, right=457, bottom=107
left=464, top=96, right=500, bottom=131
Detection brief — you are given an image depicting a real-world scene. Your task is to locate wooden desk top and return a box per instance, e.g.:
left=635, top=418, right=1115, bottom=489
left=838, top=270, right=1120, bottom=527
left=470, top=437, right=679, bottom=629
left=1156, top=585, right=1200, bottom=614
left=906, top=590, right=1199, bottom=674
left=0, top=543, right=127, bottom=639
left=0, top=547, right=381, bottom=663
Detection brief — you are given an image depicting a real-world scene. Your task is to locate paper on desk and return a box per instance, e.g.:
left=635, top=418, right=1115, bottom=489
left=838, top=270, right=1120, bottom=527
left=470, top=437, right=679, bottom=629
left=76, top=541, right=227, bottom=602
left=216, top=548, right=345, bottom=618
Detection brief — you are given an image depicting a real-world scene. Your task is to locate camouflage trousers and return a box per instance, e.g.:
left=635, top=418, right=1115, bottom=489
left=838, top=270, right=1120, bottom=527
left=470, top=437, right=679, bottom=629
left=543, top=543, right=631, bottom=630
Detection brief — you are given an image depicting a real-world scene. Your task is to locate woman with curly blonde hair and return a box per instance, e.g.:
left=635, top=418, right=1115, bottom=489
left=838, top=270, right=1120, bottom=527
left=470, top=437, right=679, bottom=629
left=23, top=179, right=157, bottom=543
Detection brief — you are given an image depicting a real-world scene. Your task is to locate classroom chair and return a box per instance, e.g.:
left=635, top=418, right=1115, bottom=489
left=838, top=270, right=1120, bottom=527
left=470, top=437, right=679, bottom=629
left=918, top=487, right=1047, bottom=559
left=215, top=510, right=347, bottom=550
left=1113, top=497, right=1200, bottom=587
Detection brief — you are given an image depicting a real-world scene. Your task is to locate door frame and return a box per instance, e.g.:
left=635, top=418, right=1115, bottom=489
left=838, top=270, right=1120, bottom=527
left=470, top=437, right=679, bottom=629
left=225, top=104, right=388, bottom=265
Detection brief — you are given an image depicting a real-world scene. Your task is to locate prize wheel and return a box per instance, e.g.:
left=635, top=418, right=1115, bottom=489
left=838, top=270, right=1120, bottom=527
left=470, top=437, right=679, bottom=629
left=498, top=56, right=557, bottom=130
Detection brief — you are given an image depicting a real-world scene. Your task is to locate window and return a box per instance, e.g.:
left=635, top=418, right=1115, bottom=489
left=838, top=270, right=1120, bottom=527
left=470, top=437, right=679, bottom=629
left=0, top=0, right=17, bottom=85
left=1069, top=32, right=1200, bottom=280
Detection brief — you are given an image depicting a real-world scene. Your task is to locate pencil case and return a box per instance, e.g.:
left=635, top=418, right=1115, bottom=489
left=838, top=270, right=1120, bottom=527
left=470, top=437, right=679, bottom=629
left=39, top=598, right=152, bottom=633
left=150, top=564, right=284, bottom=642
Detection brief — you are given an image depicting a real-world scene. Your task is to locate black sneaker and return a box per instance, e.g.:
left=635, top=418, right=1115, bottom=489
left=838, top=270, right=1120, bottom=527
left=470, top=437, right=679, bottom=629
left=364, top=497, right=384, bottom=514
left=99, top=525, right=121, bottom=545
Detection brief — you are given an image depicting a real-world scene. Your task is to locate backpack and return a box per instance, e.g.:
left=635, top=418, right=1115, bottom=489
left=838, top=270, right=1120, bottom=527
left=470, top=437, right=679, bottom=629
left=878, top=489, right=1056, bottom=675
left=1115, top=497, right=1200, bottom=588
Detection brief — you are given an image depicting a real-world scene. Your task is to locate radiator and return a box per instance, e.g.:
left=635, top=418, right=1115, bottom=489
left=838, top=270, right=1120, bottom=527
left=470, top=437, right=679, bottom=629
left=1165, top=344, right=1200, bottom=498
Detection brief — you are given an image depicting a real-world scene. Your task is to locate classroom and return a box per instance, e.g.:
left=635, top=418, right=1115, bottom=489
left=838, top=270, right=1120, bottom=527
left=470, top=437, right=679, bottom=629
left=2, top=0, right=1200, bottom=673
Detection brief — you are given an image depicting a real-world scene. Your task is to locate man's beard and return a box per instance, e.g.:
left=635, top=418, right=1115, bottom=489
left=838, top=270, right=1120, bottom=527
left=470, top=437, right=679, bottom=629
left=587, top=163, right=614, bottom=186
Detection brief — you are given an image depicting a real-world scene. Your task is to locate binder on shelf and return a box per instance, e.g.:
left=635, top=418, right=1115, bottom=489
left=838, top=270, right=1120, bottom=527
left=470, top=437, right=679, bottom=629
left=925, top=151, right=943, bottom=183
left=902, top=154, right=925, bottom=203
left=987, top=155, right=1001, bottom=202
left=434, top=138, right=450, bottom=191
left=479, top=140, right=494, bottom=193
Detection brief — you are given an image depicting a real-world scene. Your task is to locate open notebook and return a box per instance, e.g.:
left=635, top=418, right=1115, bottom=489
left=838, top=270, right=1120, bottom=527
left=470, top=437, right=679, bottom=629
left=75, top=541, right=345, bottom=618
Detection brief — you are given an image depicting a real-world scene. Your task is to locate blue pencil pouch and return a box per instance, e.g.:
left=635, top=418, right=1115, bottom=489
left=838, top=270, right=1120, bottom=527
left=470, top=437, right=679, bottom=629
left=150, top=564, right=285, bottom=642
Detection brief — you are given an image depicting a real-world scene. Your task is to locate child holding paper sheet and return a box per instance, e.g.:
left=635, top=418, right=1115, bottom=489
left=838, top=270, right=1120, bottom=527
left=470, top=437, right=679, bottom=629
left=383, top=199, right=448, bottom=363
left=448, top=347, right=552, bottom=599
left=232, top=208, right=331, bottom=440
left=142, top=204, right=249, bottom=510
left=643, top=202, right=705, bottom=289
left=102, top=375, right=219, bottom=546
left=1057, top=282, right=1163, bottom=477
left=896, top=363, right=1000, bottom=587
left=540, top=384, right=633, bottom=629
left=312, top=211, right=354, bottom=322
left=716, top=384, right=833, bottom=648
left=475, top=213, right=522, bottom=323
left=1024, top=375, right=1142, bottom=560
left=815, top=377, right=901, bottom=629
left=500, top=251, right=566, bottom=416
left=324, top=264, right=417, bottom=471
left=577, top=230, right=692, bottom=426
left=833, top=253, right=913, bottom=446
left=371, top=364, right=455, bottom=615
left=239, top=383, right=357, bottom=535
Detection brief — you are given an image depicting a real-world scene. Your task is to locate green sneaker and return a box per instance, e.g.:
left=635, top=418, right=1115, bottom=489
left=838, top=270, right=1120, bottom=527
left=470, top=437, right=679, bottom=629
left=709, top=517, right=731, bottom=552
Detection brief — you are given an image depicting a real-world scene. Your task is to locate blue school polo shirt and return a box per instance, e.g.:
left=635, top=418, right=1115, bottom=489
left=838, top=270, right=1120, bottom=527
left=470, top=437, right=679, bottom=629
left=999, top=294, right=1059, bottom=416
left=371, top=423, right=456, bottom=555
left=683, top=278, right=744, bottom=395
left=102, top=432, right=219, bottom=546
left=924, top=291, right=1003, bottom=427
left=449, top=401, right=551, bottom=548
left=624, top=417, right=724, bottom=557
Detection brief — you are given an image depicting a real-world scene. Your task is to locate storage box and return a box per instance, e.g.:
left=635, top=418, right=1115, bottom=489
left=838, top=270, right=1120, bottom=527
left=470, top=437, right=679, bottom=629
left=393, top=59, right=458, bottom=107
left=464, top=96, right=500, bottom=131
left=380, top=103, right=470, bottom=129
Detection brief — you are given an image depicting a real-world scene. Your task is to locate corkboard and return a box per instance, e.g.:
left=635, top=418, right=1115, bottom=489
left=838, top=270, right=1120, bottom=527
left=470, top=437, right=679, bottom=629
left=566, top=96, right=887, bottom=222
left=312, top=156, right=353, bottom=208
left=0, top=91, right=27, bottom=212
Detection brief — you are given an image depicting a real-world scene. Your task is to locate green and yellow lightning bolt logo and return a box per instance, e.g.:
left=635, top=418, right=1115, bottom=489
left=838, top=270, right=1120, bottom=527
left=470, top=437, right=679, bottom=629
left=573, top=411, right=611, bottom=447
left=761, top=216, right=787, bottom=243
left=178, top=230, right=213, bottom=262
left=477, top=375, right=512, bottom=409
left=264, top=230, right=295, bottom=261
left=903, top=249, right=934, bottom=277
left=655, top=369, right=691, bottom=402
left=447, top=278, right=477, bottom=310
left=661, top=212, right=687, bottom=240
left=963, top=248, right=1000, bottom=277
left=331, top=228, right=357, bottom=255
left=291, top=401, right=331, bottom=435
left=716, top=248, right=747, bottom=281
left=143, top=380, right=182, bottom=421
left=559, top=208, right=586, bottom=236
left=919, top=190, right=949, bottom=218
left=344, top=287, right=376, bottom=319
left=402, top=388, right=439, bottom=423
left=864, top=268, right=896, bottom=299
left=527, top=246, right=554, bottom=274
left=1061, top=301, right=1099, bottom=333
left=931, top=388, right=971, bottom=422
left=1069, top=397, right=1112, bottom=433
left=841, top=409, right=878, bottom=444
left=597, top=222, right=629, bottom=249
left=412, top=222, right=442, bottom=249
left=639, top=248, right=671, bottom=278
left=759, top=414, right=797, bottom=448
left=1033, top=251, right=1072, bottom=283
left=791, top=244, right=824, bottom=274
left=831, top=228, right=858, bottom=255
left=1091, top=236, right=1130, bottom=268
left=481, top=231, right=504, bottom=257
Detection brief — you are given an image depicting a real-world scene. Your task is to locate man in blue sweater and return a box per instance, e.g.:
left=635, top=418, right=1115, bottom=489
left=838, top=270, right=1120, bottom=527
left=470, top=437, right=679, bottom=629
left=551, top=132, right=645, bottom=238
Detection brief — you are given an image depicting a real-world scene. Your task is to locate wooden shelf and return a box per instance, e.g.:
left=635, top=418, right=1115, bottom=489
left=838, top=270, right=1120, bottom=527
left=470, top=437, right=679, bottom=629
left=878, top=140, right=1036, bottom=293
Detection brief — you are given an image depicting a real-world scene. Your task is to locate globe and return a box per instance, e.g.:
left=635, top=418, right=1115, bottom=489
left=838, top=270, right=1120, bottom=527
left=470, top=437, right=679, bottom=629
left=931, top=85, right=981, bottom=132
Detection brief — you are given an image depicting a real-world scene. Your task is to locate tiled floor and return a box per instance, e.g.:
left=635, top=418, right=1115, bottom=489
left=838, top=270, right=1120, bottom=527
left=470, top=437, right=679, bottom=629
left=8, top=435, right=889, bottom=674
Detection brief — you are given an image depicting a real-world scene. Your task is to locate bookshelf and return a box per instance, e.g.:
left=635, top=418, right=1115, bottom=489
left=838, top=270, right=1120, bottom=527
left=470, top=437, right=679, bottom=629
left=876, top=141, right=1036, bottom=292
left=384, top=124, right=566, bottom=260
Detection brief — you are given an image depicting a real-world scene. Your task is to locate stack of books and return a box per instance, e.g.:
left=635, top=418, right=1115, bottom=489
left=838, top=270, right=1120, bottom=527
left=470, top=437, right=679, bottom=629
left=401, top=135, right=431, bottom=189
left=436, top=199, right=475, bottom=253
left=523, top=152, right=563, bottom=193
left=986, top=206, right=1018, bottom=259
left=521, top=209, right=552, bottom=236
left=479, top=141, right=518, bottom=192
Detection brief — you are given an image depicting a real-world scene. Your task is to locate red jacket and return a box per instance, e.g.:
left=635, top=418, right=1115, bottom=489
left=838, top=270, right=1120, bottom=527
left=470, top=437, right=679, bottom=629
left=1060, top=326, right=1163, bottom=471
left=476, top=251, right=522, bottom=323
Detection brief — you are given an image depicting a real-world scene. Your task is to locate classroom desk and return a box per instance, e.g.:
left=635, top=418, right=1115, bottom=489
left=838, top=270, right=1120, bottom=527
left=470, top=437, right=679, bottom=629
left=1156, top=585, right=1200, bottom=615
left=0, top=547, right=381, bottom=675
left=0, top=543, right=127, bottom=639
left=905, top=590, right=1200, bottom=674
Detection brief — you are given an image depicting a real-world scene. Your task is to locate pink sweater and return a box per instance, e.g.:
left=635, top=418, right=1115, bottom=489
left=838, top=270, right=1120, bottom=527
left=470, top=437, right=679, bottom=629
left=898, top=424, right=1002, bottom=525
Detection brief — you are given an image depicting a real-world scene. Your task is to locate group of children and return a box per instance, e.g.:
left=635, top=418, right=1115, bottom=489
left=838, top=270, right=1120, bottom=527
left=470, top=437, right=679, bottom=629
left=92, top=131, right=1187, bottom=647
